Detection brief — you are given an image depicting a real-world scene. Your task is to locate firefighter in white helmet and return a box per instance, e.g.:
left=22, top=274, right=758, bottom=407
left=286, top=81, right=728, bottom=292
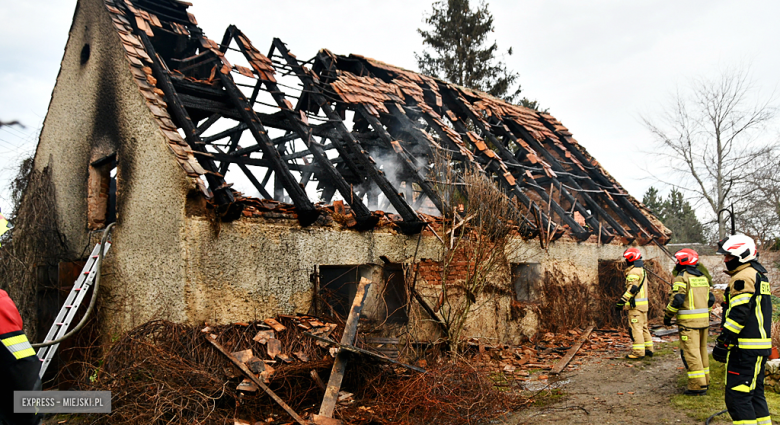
left=616, top=247, right=653, bottom=359
left=712, top=235, right=772, bottom=425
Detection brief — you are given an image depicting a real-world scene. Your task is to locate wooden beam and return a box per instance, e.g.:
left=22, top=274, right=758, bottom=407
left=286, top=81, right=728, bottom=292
left=274, top=38, right=423, bottom=232
left=550, top=325, right=594, bottom=375
left=303, top=332, right=425, bottom=373
left=318, top=277, right=371, bottom=419
left=132, top=29, right=233, bottom=205
left=205, top=335, right=307, bottom=425
left=354, top=105, right=447, bottom=216
left=230, top=28, right=375, bottom=227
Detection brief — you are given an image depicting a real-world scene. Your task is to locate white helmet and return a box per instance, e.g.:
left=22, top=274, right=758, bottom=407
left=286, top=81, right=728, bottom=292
left=716, top=234, right=757, bottom=263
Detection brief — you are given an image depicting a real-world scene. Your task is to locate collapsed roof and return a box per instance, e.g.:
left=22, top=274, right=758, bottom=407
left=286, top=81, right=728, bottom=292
left=102, top=0, right=670, bottom=244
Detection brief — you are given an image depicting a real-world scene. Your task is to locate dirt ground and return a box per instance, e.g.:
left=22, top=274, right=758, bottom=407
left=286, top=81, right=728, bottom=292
left=502, top=349, right=700, bottom=424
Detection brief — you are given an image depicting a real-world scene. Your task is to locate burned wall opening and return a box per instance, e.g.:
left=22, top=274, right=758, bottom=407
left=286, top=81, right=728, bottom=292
left=595, top=258, right=671, bottom=330
left=317, top=264, right=408, bottom=325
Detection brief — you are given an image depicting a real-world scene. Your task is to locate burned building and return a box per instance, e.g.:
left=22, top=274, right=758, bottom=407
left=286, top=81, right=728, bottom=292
left=24, top=0, right=672, bottom=344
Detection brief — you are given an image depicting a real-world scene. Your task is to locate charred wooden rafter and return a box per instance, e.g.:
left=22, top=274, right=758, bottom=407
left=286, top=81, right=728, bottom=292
left=125, top=12, right=234, bottom=206
left=226, top=27, right=378, bottom=229
left=271, top=38, right=424, bottom=233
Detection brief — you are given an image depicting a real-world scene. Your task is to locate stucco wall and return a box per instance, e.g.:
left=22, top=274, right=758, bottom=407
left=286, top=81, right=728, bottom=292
left=32, top=0, right=194, bottom=336
left=179, top=215, right=673, bottom=344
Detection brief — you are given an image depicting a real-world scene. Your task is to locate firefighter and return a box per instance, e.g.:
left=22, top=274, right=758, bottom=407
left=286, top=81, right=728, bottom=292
left=615, top=247, right=653, bottom=359
left=712, top=235, right=772, bottom=425
left=663, top=249, right=715, bottom=395
left=0, top=289, right=42, bottom=425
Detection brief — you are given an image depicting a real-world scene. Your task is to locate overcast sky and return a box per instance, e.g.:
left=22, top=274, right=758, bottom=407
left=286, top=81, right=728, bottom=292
left=1, top=0, right=778, bottom=218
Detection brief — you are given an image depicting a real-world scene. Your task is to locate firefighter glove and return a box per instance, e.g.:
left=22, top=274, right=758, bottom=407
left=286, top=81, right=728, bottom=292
left=716, top=332, right=737, bottom=347
left=615, top=300, right=626, bottom=311
left=712, top=342, right=729, bottom=363
left=663, top=315, right=673, bottom=326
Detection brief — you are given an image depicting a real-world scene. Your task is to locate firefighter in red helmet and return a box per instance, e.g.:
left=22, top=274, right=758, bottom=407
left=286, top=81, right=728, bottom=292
left=0, top=289, right=42, bottom=425
left=616, top=247, right=653, bottom=359
left=664, top=249, right=715, bottom=395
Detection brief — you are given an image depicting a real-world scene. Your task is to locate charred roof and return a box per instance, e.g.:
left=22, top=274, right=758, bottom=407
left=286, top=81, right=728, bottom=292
left=101, top=0, right=670, bottom=244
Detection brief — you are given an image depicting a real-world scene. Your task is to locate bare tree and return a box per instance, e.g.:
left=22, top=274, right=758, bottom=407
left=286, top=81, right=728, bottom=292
left=642, top=67, right=776, bottom=239
left=419, top=149, right=521, bottom=352
left=740, top=147, right=780, bottom=246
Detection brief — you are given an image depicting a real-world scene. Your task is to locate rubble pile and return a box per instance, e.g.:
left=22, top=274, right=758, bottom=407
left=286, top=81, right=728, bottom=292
left=76, top=315, right=527, bottom=424
left=466, top=328, right=632, bottom=380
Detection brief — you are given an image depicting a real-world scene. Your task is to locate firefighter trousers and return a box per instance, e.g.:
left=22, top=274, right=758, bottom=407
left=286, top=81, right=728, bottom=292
left=0, top=356, right=42, bottom=425
left=725, top=348, right=770, bottom=425
left=679, top=327, right=710, bottom=391
left=627, top=310, right=653, bottom=356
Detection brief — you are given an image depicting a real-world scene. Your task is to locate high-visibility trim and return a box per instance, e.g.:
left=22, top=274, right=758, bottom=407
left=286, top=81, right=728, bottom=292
left=687, top=370, right=706, bottom=378
left=673, top=282, right=686, bottom=292
left=635, top=300, right=649, bottom=306
left=678, top=308, right=709, bottom=319
left=626, top=275, right=640, bottom=282
left=757, top=416, right=771, bottom=425
left=634, top=297, right=648, bottom=302
left=729, top=293, right=752, bottom=307
left=737, top=338, right=772, bottom=350
left=730, top=384, right=751, bottom=393
left=732, top=420, right=757, bottom=425
left=724, top=318, right=744, bottom=333
left=644, top=341, right=653, bottom=347
left=622, top=291, right=633, bottom=299
left=1, top=334, right=36, bottom=360
left=756, top=295, right=767, bottom=340
left=751, top=356, right=763, bottom=390
left=666, top=305, right=679, bottom=313
left=704, top=367, right=710, bottom=374
left=632, top=344, right=644, bottom=349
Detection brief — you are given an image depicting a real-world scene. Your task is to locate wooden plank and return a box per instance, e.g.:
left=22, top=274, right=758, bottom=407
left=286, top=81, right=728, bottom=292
left=304, top=332, right=425, bottom=373
left=550, top=325, right=594, bottom=375
left=318, top=277, right=371, bottom=418
left=205, top=335, right=307, bottom=425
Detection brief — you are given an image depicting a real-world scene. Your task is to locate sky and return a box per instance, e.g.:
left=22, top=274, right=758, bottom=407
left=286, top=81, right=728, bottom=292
left=0, top=0, right=779, bottom=218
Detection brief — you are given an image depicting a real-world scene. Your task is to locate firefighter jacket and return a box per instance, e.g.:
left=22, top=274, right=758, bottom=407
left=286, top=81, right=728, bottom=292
left=621, top=265, right=648, bottom=312
left=722, top=262, right=773, bottom=355
left=0, top=289, right=37, bottom=364
left=664, top=266, right=712, bottom=329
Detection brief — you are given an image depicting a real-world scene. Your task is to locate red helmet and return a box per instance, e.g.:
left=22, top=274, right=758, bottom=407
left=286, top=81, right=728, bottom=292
left=623, top=247, right=642, bottom=262
left=674, top=249, right=699, bottom=266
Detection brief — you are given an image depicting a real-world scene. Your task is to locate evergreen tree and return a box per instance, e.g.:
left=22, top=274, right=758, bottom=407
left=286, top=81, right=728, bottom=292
left=416, top=0, right=537, bottom=107
left=642, top=186, right=664, bottom=216
left=642, top=186, right=706, bottom=243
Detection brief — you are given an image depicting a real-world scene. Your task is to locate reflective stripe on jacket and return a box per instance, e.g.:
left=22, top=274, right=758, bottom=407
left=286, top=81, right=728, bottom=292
left=0, top=290, right=38, bottom=364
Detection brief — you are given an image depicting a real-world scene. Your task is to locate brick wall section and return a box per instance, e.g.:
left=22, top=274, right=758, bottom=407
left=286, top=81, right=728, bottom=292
left=87, top=165, right=110, bottom=230
left=416, top=251, right=474, bottom=285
